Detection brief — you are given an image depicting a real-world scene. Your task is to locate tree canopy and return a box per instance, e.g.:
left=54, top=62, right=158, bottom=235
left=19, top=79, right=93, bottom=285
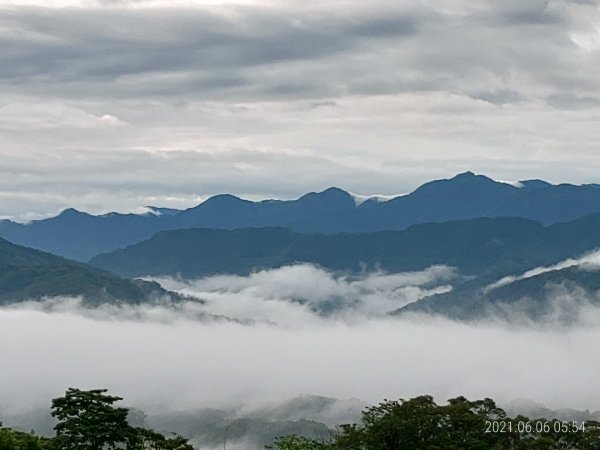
left=2, top=391, right=600, bottom=450
left=49, top=388, right=193, bottom=450
left=269, top=396, right=600, bottom=450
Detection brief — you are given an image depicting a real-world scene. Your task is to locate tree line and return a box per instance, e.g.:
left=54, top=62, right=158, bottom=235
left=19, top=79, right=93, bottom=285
left=2, top=389, right=600, bottom=449
left=269, top=396, right=600, bottom=450
left=1, top=388, right=193, bottom=450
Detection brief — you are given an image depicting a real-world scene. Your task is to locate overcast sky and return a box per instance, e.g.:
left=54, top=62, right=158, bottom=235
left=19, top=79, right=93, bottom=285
left=1, top=0, right=600, bottom=220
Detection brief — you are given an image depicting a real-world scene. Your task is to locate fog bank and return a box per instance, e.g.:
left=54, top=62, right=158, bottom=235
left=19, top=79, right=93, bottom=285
left=152, top=263, right=456, bottom=325
left=2, top=263, right=600, bottom=436
left=1, top=303, right=599, bottom=417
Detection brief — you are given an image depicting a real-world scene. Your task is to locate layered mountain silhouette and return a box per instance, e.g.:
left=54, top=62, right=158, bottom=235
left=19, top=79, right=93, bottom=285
left=87, top=213, right=600, bottom=321
left=89, top=214, right=600, bottom=280
left=4, top=172, right=600, bottom=261
left=0, top=238, right=180, bottom=305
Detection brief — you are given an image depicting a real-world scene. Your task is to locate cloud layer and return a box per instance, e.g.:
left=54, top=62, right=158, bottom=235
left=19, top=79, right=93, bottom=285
left=1, top=0, right=600, bottom=219
left=153, top=264, right=456, bottom=324
left=2, top=301, right=600, bottom=418
left=2, top=263, right=600, bottom=423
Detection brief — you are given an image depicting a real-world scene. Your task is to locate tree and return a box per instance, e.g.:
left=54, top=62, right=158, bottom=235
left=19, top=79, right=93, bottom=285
left=50, top=388, right=137, bottom=450
left=135, top=428, right=194, bottom=450
left=0, top=423, right=52, bottom=450
left=265, top=435, right=325, bottom=450
left=328, top=396, right=527, bottom=449
left=49, top=388, right=196, bottom=450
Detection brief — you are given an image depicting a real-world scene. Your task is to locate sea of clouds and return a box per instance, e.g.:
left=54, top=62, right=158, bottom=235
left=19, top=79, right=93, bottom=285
left=1, top=261, right=600, bottom=424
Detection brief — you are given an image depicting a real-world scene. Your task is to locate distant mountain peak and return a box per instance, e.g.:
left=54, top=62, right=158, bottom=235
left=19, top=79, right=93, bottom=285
left=301, top=187, right=351, bottom=197
left=197, top=193, right=251, bottom=207
left=6, top=171, right=600, bottom=262
left=454, top=171, right=476, bottom=178
left=205, top=193, right=244, bottom=201
left=297, top=187, right=356, bottom=210
left=450, top=171, right=495, bottom=183
left=519, top=179, right=553, bottom=190
left=144, top=206, right=182, bottom=217
left=57, top=208, right=88, bottom=217
left=411, top=171, right=503, bottom=198
left=321, top=186, right=349, bottom=194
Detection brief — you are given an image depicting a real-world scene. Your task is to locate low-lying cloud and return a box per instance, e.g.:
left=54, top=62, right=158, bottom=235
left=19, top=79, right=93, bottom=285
left=1, top=301, right=600, bottom=416
left=152, top=264, right=456, bottom=325
left=486, top=247, right=600, bottom=291
left=1, top=263, right=600, bottom=426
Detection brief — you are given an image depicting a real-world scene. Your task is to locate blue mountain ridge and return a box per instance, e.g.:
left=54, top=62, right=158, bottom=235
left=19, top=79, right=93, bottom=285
left=2, top=172, right=600, bottom=261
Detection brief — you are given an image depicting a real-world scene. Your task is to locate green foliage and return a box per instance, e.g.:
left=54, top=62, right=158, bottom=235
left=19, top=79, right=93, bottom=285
left=51, top=388, right=137, bottom=450
left=49, top=388, right=194, bottom=450
left=135, top=428, right=194, bottom=450
left=265, top=435, right=326, bottom=450
left=193, top=417, right=331, bottom=448
left=6, top=389, right=600, bottom=450
left=271, top=396, right=600, bottom=450
left=0, top=424, right=52, bottom=450
left=0, top=238, right=180, bottom=306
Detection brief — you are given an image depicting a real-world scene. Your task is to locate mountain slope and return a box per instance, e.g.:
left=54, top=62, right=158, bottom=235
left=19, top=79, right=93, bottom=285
left=396, top=265, right=600, bottom=321
left=6, top=172, right=600, bottom=261
left=0, top=238, right=178, bottom=305
left=89, top=215, right=600, bottom=280
left=0, top=209, right=167, bottom=261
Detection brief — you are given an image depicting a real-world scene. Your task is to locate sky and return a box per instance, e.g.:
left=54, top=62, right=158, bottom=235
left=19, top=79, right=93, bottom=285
left=1, top=0, right=600, bottom=220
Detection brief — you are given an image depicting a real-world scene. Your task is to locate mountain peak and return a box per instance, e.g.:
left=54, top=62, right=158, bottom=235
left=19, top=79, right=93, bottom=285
left=321, top=186, right=348, bottom=193
left=197, top=194, right=251, bottom=208
left=57, top=208, right=87, bottom=217
left=297, top=187, right=355, bottom=210
left=450, top=171, right=496, bottom=183
left=315, top=187, right=352, bottom=198
left=454, top=171, right=476, bottom=178
left=519, top=179, right=553, bottom=191
left=412, top=172, right=501, bottom=196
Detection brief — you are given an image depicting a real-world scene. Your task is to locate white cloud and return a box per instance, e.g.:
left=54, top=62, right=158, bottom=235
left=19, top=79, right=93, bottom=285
left=152, top=264, right=456, bottom=324
left=0, top=102, right=126, bottom=130
left=2, top=263, right=600, bottom=421
left=486, top=247, right=600, bottom=291
left=1, top=299, right=600, bottom=420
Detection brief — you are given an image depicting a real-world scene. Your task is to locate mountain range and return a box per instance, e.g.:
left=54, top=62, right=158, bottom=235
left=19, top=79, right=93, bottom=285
left=89, top=217, right=589, bottom=279
left=87, top=214, right=600, bottom=320
left=5, top=171, right=600, bottom=319
left=5, top=172, right=600, bottom=261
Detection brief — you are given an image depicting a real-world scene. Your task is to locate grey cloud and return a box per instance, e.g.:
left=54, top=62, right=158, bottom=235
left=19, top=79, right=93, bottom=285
left=466, top=89, right=524, bottom=105
left=0, top=7, right=420, bottom=93
left=1, top=1, right=591, bottom=102
left=344, top=14, right=418, bottom=38
left=483, top=1, right=567, bottom=26
left=4, top=147, right=600, bottom=221
left=0, top=147, right=412, bottom=219
left=1, top=1, right=600, bottom=217
left=546, top=92, right=600, bottom=109
left=0, top=2, right=596, bottom=106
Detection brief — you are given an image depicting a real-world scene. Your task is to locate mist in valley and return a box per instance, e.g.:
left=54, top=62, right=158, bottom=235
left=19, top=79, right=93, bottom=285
left=2, top=262, right=600, bottom=448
